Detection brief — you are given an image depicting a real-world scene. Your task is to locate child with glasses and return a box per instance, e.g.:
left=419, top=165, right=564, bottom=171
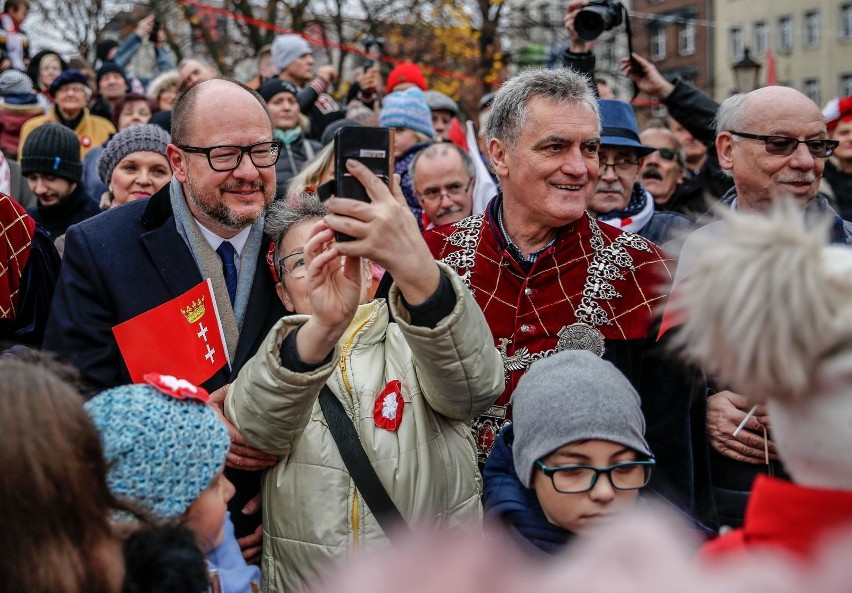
left=483, top=349, right=654, bottom=554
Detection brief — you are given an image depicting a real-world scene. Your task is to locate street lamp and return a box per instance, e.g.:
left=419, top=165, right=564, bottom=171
left=732, top=47, right=762, bottom=93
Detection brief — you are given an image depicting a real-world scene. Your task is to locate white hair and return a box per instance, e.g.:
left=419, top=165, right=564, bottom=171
left=671, top=201, right=852, bottom=402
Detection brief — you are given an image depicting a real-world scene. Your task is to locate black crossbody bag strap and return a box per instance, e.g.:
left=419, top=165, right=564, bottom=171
left=318, top=384, right=410, bottom=540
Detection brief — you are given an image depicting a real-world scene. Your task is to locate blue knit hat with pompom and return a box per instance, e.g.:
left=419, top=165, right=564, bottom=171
left=85, top=381, right=230, bottom=519
left=379, top=87, right=434, bottom=138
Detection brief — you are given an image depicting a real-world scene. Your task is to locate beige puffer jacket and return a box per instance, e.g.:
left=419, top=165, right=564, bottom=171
left=225, top=264, right=504, bottom=592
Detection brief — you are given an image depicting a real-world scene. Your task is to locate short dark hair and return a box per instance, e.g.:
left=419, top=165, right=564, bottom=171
left=4, top=0, right=29, bottom=12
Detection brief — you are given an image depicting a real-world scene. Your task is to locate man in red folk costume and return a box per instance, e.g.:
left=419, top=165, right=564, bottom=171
left=423, top=67, right=703, bottom=518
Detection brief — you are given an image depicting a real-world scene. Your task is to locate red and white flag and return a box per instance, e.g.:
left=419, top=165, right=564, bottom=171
left=113, top=279, right=229, bottom=384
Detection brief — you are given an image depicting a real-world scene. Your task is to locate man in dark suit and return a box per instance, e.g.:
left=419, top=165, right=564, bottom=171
left=43, top=78, right=286, bottom=554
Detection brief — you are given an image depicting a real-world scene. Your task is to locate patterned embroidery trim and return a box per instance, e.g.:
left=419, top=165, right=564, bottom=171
left=575, top=214, right=652, bottom=328
left=440, top=214, right=484, bottom=290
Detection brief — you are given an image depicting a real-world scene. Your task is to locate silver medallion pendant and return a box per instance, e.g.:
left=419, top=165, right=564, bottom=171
left=557, top=323, right=606, bottom=357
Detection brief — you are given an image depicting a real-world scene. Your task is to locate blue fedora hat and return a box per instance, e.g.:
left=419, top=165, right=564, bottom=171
left=598, top=99, right=656, bottom=157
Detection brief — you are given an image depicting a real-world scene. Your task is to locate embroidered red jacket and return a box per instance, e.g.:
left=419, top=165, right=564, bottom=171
left=423, top=206, right=673, bottom=461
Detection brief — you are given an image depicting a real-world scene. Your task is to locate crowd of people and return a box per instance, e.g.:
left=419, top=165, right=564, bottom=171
left=2, top=0, right=852, bottom=591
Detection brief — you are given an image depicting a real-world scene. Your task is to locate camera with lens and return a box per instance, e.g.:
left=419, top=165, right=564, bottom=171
left=575, top=0, right=624, bottom=41
left=362, top=37, right=385, bottom=70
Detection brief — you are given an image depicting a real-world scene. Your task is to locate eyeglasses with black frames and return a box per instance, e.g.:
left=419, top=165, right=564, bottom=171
left=654, top=148, right=681, bottom=163
left=600, top=158, right=640, bottom=174
left=728, top=131, right=838, bottom=158
left=535, top=459, right=655, bottom=494
left=276, top=252, right=306, bottom=280
left=179, top=140, right=283, bottom=172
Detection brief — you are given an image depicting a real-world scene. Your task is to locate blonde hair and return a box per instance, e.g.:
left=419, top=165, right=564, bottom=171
left=286, top=142, right=334, bottom=197
left=671, top=201, right=852, bottom=402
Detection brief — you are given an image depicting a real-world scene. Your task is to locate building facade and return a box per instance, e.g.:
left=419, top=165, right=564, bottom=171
left=713, top=0, right=852, bottom=105
left=630, top=0, right=714, bottom=96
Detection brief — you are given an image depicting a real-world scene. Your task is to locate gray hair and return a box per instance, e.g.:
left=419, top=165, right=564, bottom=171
left=714, top=93, right=750, bottom=178
left=264, top=192, right=327, bottom=244
left=715, top=93, right=749, bottom=137
left=265, top=192, right=327, bottom=278
left=485, top=68, right=600, bottom=148
left=408, top=142, right=476, bottom=191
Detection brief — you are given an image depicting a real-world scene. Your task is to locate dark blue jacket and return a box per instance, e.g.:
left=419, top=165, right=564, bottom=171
left=483, top=425, right=574, bottom=555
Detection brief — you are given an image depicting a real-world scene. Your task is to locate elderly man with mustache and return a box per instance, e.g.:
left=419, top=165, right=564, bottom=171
left=410, top=142, right=474, bottom=229
left=586, top=99, right=694, bottom=257
left=664, top=85, right=852, bottom=530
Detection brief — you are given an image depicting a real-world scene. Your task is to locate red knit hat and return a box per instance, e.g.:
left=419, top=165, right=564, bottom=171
left=386, top=62, right=427, bottom=94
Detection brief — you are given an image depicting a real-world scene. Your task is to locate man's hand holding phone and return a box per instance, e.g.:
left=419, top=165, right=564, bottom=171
left=324, top=160, right=441, bottom=306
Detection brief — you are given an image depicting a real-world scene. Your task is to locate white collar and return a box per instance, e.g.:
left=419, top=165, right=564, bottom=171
left=194, top=220, right=252, bottom=256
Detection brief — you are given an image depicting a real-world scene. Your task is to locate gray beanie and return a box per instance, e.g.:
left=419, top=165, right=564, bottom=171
left=97, top=124, right=171, bottom=185
left=511, top=350, right=652, bottom=488
left=0, top=68, right=33, bottom=95
left=271, top=34, right=312, bottom=73
left=424, top=90, right=459, bottom=115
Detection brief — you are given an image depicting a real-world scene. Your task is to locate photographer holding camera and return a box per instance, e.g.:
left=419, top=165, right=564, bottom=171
left=562, top=0, right=623, bottom=93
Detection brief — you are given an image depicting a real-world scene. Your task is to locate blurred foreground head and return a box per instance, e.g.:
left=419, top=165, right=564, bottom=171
left=672, top=201, right=852, bottom=490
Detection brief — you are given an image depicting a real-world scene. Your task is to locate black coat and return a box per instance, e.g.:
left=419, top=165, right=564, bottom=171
left=27, top=183, right=100, bottom=241
left=43, top=183, right=287, bottom=536
left=274, top=134, right=322, bottom=198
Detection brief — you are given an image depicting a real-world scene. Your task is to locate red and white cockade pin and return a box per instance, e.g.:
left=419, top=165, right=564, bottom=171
left=143, top=372, right=210, bottom=403
left=374, top=380, right=404, bottom=431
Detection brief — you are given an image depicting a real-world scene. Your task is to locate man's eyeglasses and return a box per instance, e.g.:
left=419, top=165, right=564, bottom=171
left=56, top=84, right=88, bottom=95
left=276, top=252, right=306, bottom=280
left=179, top=140, right=283, bottom=172
left=535, top=459, right=655, bottom=494
left=600, top=158, right=640, bottom=174
left=728, top=131, right=839, bottom=158
left=654, top=148, right=681, bottom=164
left=419, top=178, right=473, bottom=202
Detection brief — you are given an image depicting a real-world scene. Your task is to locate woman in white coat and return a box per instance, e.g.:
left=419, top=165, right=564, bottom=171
left=225, top=161, right=504, bottom=592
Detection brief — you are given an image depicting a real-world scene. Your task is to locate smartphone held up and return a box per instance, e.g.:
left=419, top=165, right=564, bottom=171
left=331, top=126, right=395, bottom=241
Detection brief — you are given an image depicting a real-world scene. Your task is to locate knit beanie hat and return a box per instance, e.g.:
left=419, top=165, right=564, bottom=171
left=671, top=202, right=852, bottom=491
left=424, top=90, right=459, bottom=115
left=21, top=123, right=83, bottom=183
left=96, top=62, right=129, bottom=89
left=512, top=350, right=652, bottom=488
left=84, top=377, right=230, bottom=520
left=386, top=62, right=427, bottom=94
left=98, top=124, right=172, bottom=185
left=0, top=68, right=33, bottom=96
left=271, top=34, right=312, bottom=73
left=48, top=69, right=89, bottom=96
left=379, top=88, right=434, bottom=138
left=257, top=78, right=299, bottom=104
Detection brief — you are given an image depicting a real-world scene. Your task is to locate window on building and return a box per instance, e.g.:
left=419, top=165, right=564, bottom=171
left=651, top=25, right=666, bottom=60
left=841, top=73, right=852, bottom=98
left=679, top=20, right=695, bottom=55
left=841, top=4, right=852, bottom=40
left=803, top=79, right=820, bottom=105
left=729, top=26, right=743, bottom=59
left=804, top=10, right=820, bottom=47
left=754, top=21, right=767, bottom=56
left=779, top=15, right=794, bottom=52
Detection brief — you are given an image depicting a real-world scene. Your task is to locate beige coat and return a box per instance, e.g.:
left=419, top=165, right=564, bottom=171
left=226, top=264, right=504, bottom=592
